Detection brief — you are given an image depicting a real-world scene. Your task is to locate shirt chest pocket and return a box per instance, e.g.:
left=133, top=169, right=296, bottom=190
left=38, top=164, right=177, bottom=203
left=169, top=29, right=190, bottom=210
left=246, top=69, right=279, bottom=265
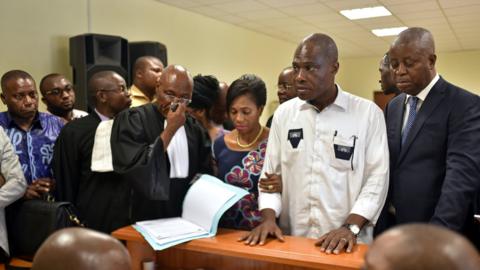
left=330, top=132, right=358, bottom=171
left=286, top=128, right=304, bottom=152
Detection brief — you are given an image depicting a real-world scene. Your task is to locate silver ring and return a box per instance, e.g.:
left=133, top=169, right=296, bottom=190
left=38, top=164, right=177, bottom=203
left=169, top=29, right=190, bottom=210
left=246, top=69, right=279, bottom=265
left=340, top=238, right=348, bottom=242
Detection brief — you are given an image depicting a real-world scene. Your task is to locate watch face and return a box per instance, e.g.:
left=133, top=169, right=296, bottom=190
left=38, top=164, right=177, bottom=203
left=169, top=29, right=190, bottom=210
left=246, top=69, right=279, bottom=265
left=349, top=224, right=360, bottom=235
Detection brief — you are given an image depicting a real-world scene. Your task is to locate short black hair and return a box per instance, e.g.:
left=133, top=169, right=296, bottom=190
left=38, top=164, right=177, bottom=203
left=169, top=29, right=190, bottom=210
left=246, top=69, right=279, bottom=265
left=226, top=74, right=266, bottom=110
left=1, top=70, right=35, bottom=92
left=39, top=73, right=63, bottom=95
left=190, top=74, right=220, bottom=111
left=87, top=70, right=118, bottom=105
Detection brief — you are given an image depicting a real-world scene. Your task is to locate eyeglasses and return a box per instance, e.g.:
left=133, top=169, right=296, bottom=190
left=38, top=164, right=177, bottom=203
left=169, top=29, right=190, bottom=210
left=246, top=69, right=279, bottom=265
left=98, top=85, right=130, bottom=95
left=164, top=94, right=191, bottom=105
left=11, top=92, right=38, bottom=101
left=278, top=83, right=294, bottom=91
left=44, top=85, right=74, bottom=96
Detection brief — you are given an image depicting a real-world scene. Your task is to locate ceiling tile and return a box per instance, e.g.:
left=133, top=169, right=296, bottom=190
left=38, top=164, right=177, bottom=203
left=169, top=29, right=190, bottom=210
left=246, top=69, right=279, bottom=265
left=323, top=0, right=380, bottom=11
left=256, top=17, right=305, bottom=27
left=443, top=5, right=480, bottom=16
left=215, top=14, right=249, bottom=24
left=278, top=3, right=332, bottom=16
left=448, top=14, right=480, bottom=24
left=153, top=0, right=480, bottom=57
left=388, top=2, right=440, bottom=15
left=210, top=0, right=269, bottom=13
left=353, top=15, right=404, bottom=29
left=236, top=9, right=287, bottom=21
left=258, top=0, right=318, bottom=8
left=301, top=13, right=347, bottom=24
left=438, top=0, right=480, bottom=9
left=191, top=6, right=225, bottom=17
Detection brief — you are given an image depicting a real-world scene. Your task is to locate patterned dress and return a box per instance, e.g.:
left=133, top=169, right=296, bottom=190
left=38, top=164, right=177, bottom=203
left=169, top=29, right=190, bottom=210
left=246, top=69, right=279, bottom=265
left=213, top=134, right=268, bottom=230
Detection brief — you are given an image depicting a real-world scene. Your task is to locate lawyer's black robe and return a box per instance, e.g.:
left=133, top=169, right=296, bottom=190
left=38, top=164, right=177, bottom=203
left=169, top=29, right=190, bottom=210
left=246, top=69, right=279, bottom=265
left=53, top=113, right=131, bottom=233
left=111, top=103, right=212, bottom=221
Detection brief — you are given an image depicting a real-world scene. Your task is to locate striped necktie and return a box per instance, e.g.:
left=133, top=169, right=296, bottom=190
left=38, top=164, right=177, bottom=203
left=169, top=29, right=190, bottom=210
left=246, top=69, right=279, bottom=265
left=402, top=96, right=418, bottom=145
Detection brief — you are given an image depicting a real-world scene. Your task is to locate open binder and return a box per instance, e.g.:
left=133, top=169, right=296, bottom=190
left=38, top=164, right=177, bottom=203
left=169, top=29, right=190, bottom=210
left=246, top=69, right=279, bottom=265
left=134, top=174, right=249, bottom=250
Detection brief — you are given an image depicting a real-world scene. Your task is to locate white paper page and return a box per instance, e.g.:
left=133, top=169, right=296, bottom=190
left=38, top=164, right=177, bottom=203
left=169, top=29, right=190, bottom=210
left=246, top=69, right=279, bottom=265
left=182, top=178, right=236, bottom=231
left=137, top=217, right=206, bottom=244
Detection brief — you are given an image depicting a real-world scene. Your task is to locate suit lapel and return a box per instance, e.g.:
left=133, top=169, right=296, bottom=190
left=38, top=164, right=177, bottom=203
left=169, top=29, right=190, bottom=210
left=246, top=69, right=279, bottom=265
left=397, top=78, right=446, bottom=164
left=388, top=94, right=406, bottom=164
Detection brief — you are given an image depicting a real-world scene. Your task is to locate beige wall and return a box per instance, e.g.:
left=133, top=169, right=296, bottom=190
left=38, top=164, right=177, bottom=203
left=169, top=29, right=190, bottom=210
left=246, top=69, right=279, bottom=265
left=1, top=0, right=479, bottom=122
left=0, top=0, right=296, bottom=124
left=337, top=50, right=480, bottom=100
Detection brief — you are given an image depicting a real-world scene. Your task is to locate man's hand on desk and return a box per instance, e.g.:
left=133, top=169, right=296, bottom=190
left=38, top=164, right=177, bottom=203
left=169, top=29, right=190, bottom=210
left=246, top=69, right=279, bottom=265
left=316, top=214, right=366, bottom=255
left=316, top=227, right=357, bottom=255
left=238, top=209, right=284, bottom=246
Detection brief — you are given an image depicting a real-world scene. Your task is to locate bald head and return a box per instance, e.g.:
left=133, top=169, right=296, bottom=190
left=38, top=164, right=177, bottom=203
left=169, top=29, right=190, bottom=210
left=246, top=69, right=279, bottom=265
left=393, top=27, right=435, bottom=55
left=156, top=65, right=193, bottom=115
left=364, top=224, right=480, bottom=270
left=379, top=53, right=399, bottom=95
left=87, top=71, right=131, bottom=116
left=133, top=56, right=164, bottom=99
left=32, top=228, right=131, bottom=270
left=159, top=65, right=193, bottom=88
left=389, top=27, right=437, bottom=95
left=296, top=33, right=338, bottom=64
left=277, top=67, right=296, bottom=104
left=88, top=71, right=122, bottom=102
left=292, top=33, right=339, bottom=109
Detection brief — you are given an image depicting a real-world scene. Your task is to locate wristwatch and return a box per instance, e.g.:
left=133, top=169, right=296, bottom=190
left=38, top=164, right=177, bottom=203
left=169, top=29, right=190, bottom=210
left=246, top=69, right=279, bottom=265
left=343, top=223, right=361, bottom=236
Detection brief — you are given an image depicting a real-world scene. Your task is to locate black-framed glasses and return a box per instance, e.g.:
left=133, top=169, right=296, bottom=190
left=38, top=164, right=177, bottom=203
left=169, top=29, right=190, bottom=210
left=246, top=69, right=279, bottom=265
left=164, top=94, right=191, bottom=105
left=45, top=85, right=74, bottom=96
left=98, top=85, right=130, bottom=95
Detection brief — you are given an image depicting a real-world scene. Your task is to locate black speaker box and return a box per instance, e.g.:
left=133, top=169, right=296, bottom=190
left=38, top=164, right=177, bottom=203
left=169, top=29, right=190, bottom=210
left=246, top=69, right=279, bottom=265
left=70, top=33, right=129, bottom=111
left=129, top=41, right=168, bottom=81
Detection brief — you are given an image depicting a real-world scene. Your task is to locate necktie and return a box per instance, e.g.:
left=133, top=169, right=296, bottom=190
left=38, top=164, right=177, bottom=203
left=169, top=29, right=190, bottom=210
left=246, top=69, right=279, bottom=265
left=402, top=96, right=418, bottom=145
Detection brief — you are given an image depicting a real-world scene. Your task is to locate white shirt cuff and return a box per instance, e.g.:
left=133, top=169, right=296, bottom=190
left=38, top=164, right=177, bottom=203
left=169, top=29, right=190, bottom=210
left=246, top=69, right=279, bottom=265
left=258, top=192, right=282, bottom=217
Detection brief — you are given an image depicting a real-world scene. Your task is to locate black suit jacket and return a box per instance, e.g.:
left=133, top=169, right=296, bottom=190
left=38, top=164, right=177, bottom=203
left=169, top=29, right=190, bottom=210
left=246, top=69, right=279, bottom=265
left=377, top=77, right=480, bottom=241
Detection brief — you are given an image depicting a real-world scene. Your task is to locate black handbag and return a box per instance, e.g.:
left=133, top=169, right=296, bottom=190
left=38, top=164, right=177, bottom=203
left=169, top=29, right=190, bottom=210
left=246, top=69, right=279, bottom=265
left=7, top=198, right=84, bottom=257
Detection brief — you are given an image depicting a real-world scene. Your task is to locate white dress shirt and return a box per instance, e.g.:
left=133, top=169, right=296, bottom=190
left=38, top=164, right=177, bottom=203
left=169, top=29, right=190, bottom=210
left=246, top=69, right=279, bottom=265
left=165, top=124, right=189, bottom=178
left=402, top=74, right=440, bottom=132
left=72, top=109, right=88, bottom=120
left=259, top=86, right=389, bottom=243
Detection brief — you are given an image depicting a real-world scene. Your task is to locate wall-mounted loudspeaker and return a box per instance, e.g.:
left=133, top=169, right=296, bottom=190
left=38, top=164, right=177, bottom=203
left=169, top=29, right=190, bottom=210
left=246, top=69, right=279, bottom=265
left=70, top=33, right=129, bottom=111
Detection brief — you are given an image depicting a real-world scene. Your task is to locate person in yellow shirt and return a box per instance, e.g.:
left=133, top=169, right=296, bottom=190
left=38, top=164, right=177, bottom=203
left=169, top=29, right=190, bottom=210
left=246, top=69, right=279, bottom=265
left=129, top=56, right=163, bottom=107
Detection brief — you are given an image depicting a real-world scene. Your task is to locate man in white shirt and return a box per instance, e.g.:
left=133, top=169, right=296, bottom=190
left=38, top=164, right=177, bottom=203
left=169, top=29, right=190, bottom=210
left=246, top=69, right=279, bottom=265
left=241, top=33, right=389, bottom=255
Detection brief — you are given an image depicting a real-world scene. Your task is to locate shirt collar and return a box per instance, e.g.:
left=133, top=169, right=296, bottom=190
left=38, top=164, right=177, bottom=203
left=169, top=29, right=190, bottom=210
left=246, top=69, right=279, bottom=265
left=6, top=111, right=43, bottom=130
left=405, top=73, right=439, bottom=104
left=94, top=108, right=111, bottom=121
left=130, top=84, right=151, bottom=101
left=299, top=84, right=348, bottom=112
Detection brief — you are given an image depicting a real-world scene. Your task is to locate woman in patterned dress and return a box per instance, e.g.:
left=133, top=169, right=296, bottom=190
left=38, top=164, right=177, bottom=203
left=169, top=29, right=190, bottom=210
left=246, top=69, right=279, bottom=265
left=213, top=74, right=280, bottom=230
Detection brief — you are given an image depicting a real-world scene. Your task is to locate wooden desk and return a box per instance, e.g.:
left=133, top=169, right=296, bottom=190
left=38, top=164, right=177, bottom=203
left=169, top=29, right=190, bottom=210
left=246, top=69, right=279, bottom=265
left=112, top=226, right=367, bottom=270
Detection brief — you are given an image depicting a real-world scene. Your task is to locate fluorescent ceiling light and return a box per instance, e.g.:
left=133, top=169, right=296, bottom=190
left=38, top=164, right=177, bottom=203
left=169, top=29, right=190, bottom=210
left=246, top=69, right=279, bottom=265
left=371, top=27, right=408, bottom=37
left=340, top=6, right=391, bottom=20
